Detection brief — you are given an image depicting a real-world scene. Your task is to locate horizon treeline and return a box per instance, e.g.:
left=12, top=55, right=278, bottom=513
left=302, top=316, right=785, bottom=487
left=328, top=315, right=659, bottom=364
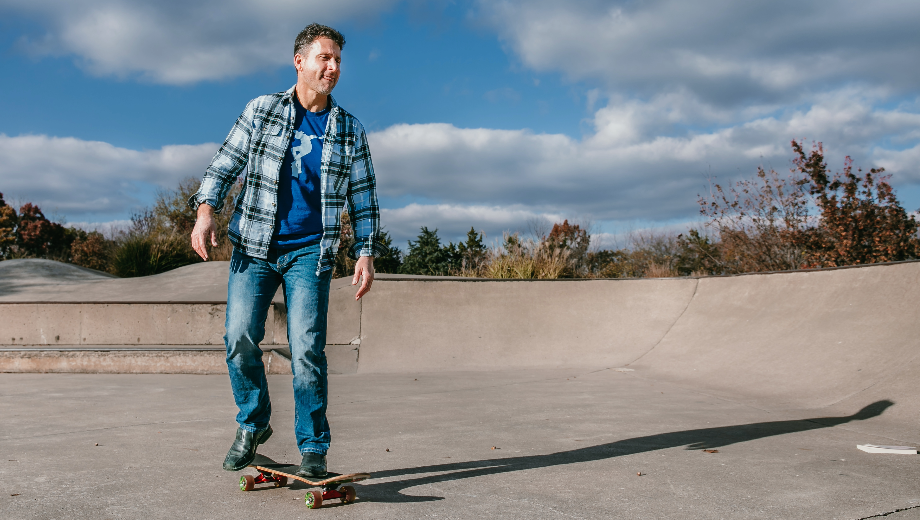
left=2, top=140, right=918, bottom=279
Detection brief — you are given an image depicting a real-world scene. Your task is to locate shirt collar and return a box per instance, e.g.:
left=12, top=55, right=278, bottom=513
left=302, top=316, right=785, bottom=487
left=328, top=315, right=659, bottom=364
left=283, top=85, right=338, bottom=111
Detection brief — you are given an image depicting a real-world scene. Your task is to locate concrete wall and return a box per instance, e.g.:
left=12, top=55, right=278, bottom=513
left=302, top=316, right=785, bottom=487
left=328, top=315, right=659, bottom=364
left=355, top=278, right=696, bottom=372
left=1, top=303, right=229, bottom=346
left=0, top=275, right=363, bottom=375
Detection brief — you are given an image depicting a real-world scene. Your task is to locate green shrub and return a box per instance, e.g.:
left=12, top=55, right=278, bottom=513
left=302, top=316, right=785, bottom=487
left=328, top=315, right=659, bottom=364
left=111, top=234, right=199, bottom=278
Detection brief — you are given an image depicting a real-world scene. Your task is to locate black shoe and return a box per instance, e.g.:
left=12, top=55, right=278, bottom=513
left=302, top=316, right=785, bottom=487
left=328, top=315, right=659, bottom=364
left=296, top=452, right=327, bottom=478
left=222, top=425, right=273, bottom=471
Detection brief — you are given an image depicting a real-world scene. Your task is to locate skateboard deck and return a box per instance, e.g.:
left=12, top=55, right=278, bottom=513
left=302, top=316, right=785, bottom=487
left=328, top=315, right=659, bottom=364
left=239, top=454, right=370, bottom=509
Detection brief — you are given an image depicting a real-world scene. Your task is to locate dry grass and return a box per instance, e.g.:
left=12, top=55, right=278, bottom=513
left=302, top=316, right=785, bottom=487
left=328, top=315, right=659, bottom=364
left=208, top=239, right=235, bottom=261
left=464, top=234, right=571, bottom=279
left=644, top=262, right=677, bottom=278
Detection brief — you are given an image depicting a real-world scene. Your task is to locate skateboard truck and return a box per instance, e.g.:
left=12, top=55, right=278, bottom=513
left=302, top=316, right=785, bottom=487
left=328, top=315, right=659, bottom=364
left=304, top=485, right=357, bottom=509
left=244, top=471, right=288, bottom=488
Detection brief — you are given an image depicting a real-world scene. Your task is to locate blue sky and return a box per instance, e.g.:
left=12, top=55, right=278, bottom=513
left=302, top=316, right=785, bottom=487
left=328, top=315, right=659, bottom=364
left=2, top=0, right=920, bottom=249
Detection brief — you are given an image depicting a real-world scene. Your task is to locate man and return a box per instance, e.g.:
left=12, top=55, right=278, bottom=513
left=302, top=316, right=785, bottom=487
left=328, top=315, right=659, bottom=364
left=188, top=23, right=384, bottom=478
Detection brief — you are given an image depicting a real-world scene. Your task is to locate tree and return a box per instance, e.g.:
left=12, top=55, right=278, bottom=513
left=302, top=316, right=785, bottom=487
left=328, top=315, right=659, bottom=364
left=373, top=232, right=403, bottom=274
left=699, top=140, right=920, bottom=273
left=700, top=161, right=811, bottom=273
left=15, top=203, right=72, bottom=259
left=675, top=229, right=721, bottom=276
left=145, top=176, right=240, bottom=263
left=456, top=227, right=486, bottom=275
left=791, top=140, right=920, bottom=267
left=70, top=231, right=113, bottom=272
left=0, top=193, right=18, bottom=259
left=399, top=227, right=458, bottom=276
left=545, top=220, right=590, bottom=277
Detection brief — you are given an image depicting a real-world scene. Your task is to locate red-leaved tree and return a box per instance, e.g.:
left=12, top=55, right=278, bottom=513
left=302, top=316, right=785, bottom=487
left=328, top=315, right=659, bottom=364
left=792, top=141, right=920, bottom=267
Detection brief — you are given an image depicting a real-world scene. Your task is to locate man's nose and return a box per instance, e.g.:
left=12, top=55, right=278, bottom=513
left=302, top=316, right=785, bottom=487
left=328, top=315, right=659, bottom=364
left=327, top=60, right=339, bottom=74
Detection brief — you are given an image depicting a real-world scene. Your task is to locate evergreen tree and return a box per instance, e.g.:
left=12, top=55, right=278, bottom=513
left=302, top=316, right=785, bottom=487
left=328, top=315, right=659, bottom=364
left=456, top=227, right=486, bottom=273
left=399, top=227, right=458, bottom=276
left=373, top=231, right=403, bottom=274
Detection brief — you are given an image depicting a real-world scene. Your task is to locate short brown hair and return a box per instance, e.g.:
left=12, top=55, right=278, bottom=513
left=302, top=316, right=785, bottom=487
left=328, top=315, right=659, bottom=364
left=294, top=24, right=346, bottom=56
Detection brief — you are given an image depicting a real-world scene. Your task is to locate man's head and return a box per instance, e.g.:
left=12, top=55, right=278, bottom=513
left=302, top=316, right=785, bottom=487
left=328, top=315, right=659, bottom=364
left=294, top=24, right=345, bottom=97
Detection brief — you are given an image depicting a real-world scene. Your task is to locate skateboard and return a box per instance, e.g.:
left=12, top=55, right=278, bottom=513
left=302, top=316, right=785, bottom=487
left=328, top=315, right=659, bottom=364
left=239, top=454, right=370, bottom=509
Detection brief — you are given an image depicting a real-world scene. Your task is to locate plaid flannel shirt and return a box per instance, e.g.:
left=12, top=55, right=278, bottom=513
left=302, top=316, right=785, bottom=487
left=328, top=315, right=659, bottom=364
left=189, top=86, right=385, bottom=274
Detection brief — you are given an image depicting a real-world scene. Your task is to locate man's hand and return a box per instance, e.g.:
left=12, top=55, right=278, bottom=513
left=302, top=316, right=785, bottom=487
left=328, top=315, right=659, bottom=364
left=352, top=256, right=375, bottom=300
left=190, top=204, right=218, bottom=261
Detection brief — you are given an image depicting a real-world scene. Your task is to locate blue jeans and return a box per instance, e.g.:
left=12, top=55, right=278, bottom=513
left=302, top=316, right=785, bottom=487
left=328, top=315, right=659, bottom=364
left=225, top=242, right=332, bottom=455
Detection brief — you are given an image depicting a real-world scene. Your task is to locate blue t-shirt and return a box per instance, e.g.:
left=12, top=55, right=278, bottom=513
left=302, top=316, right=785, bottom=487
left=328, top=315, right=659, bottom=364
left=272, top=100, right=330, bottom=249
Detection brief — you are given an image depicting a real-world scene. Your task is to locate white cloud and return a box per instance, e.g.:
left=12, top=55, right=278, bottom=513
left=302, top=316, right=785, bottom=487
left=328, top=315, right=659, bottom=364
left=369, top=88, right=920, bottom=224
left=476, top=0, right=920, bottom=108
left=2, top=0, right=398, bottom=84
left=0, top=134, right=217, bottom=217
left=3, top=87, right=918, bottom=234
left=874, top=143, right=920, bottom=182
left=68, top=220, right=132, bottom=238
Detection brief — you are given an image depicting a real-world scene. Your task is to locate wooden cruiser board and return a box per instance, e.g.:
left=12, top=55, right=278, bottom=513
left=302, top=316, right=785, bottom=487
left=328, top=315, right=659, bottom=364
left=239, top=454, right=371, bottom=509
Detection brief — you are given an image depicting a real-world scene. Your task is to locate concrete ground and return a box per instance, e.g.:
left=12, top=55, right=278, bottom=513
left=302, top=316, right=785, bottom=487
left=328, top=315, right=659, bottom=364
left=2, top=369, right=918, bottom=520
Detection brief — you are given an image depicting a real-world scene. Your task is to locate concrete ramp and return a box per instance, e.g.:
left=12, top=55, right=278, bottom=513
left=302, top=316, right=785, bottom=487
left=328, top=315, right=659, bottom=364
left=356, top=277, right=697, bottom=372
left=1, top=259, right=918, bottom=431
left=3, top=259, right=918, bottom=519
left=351, top=264, right=919, bottom=438
left=628, top=263, right=920, bottom=437
left=0, top=258, right=227, bottom=302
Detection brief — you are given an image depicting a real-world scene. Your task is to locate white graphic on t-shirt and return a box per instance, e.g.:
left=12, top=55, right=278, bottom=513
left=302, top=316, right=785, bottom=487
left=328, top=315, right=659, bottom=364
left=291, top=130, right=320, bottom=176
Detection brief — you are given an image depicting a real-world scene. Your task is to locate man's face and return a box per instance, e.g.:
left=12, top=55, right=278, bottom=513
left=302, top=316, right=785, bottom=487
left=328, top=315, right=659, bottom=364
left=295, top=37, right=341, bottom=96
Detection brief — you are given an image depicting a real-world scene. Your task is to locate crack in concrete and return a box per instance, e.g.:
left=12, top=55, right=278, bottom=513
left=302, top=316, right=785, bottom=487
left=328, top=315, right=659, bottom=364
left=626, top=278, right=700, bottom=367
left=855, top=504, right=920, bottom=519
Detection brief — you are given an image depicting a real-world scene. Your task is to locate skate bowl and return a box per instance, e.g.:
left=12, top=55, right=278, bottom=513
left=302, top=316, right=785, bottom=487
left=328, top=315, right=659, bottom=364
left=3, top=258, right=920, bottom=519
left=2, top=258, right=919, bottom=433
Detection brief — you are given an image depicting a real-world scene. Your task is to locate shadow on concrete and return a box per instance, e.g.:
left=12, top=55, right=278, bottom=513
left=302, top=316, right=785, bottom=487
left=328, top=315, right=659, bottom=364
left=358, top=400, right=893, bottom=503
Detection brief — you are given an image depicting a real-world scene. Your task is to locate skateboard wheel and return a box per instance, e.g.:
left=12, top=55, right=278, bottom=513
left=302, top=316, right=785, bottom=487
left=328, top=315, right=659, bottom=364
left=305, top=490, right=323, bottom=509
left=274, top=475, right=288, bottom=488
left=340, top=485, right=356, bottom=504
left=240, top=475, right=255, bottom=491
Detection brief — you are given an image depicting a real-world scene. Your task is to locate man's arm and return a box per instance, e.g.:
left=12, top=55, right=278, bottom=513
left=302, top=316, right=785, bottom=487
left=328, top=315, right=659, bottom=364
left=188, top=101, right=254, bottom=214
left=346, top=122, right=387, bottom=299
left=188, top=101, right=254, bottom=259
